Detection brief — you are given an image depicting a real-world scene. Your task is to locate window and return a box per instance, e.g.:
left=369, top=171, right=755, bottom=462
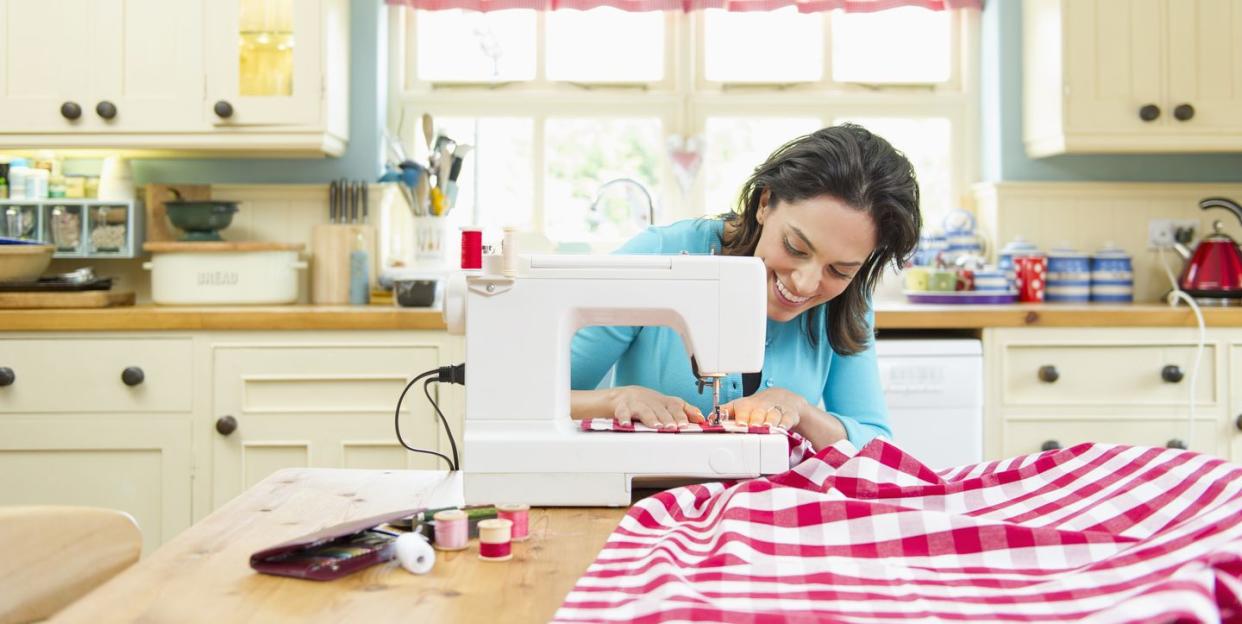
left=392, top=6, right=978, bottom=249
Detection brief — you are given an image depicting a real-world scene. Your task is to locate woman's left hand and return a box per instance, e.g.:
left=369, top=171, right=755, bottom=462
left=720, top=388, right=807, bottom=430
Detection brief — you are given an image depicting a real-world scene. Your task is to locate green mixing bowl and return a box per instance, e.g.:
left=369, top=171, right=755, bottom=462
left=165, top=201, right=240, bottom=241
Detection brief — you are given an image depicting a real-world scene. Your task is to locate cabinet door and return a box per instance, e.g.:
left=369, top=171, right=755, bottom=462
left=204, top=0, right=322, bottom=127
left=89, top=0, right=206, bottom=132
left=1063, top=0, right=1166, bottom=133
left=1165, top=0, right=1242, bottom=132
left=0, top=0, right=95, bottom=132
left=210, top=342, right=451, bottom=510
left=0, top=418, right=192, bottom=555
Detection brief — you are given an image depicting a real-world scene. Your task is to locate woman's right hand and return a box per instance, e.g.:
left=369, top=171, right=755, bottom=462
left=607, top=386, right=705, bottom=429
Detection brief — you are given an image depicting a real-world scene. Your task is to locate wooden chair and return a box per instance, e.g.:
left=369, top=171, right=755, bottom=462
left=0, top=506, right=141, bottom=624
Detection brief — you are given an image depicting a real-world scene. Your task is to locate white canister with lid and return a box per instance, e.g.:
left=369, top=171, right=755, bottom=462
left=142, top=241, right=307, bottom=305
left=1090, top=244, right=1133, bottom=303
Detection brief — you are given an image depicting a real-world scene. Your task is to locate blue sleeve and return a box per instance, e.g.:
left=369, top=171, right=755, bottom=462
left=822, top=306, right=892, bottom=448
left=570, top=227, right=665, bottom=390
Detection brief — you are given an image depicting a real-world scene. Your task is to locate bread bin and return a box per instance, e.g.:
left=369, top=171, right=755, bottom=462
left=143, top=241, right=306, bottom=305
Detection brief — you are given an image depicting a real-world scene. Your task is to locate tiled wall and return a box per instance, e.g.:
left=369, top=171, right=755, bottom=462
left=49, top=184, right=405, bottom=304
left=974, top=182, right=1242, bottom=303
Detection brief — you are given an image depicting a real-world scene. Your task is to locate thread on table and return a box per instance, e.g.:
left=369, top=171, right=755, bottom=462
left=433, top=509, right=469, bottom=551
left=497, top=504, right=529, bottom=541
left=501, top=226, right=518, bottom=277
left=477, top=518, right=513, bottom=562
left=460, top=227, right=483, bottom=270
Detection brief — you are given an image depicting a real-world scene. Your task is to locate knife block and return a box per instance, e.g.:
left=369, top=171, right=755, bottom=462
left=311, top=224, right=377, bottom=304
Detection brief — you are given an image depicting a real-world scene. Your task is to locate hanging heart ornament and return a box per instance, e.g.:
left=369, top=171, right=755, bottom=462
left=667, top=134, right=704, bottom=196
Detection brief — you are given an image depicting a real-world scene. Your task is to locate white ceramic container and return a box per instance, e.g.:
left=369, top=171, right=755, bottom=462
left=143, top=242, right=306, bottom=305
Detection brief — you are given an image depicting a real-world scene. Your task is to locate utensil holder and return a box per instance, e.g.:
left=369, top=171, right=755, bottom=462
left=413, top=215, right=450, bottom=267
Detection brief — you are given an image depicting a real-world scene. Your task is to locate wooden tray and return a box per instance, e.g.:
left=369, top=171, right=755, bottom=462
left=0, top=290, right=135, bottom=309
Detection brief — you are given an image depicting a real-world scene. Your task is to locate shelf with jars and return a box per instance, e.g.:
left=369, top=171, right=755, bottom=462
left=1, top=199, right=141, bottom=259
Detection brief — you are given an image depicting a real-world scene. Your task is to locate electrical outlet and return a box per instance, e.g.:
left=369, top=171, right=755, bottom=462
left=1148, top=219, right=1197, bottom=250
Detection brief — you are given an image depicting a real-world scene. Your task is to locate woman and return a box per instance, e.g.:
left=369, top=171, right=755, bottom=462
left=569, top=124, right=922, bottom=451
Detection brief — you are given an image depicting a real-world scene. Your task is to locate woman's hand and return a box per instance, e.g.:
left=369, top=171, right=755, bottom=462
left=607, top=386, right=705, bottom=429
left=721, top=388, right=807, bottom=430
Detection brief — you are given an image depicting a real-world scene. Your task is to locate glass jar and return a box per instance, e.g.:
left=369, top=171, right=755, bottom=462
left=49, top=205, right=83, bottom=252
left=89, top=205, right=128, bottom=253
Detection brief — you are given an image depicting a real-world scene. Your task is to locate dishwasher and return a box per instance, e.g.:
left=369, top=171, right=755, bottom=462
left=874, top=338, right=983, bottom=471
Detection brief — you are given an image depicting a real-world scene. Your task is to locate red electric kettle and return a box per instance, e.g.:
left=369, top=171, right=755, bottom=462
left=1173, top=197, right=1242, bottom=304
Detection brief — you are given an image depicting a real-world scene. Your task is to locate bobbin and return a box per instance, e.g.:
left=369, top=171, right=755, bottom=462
left=477, top=518, right=513, bottom=562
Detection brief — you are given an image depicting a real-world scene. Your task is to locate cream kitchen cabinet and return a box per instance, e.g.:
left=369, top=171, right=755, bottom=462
left=1023, top=0, right=1242, bottom=156
left=0, top=0, right=348, bottom=155
left=984, top=327, right=1232, bottom=461
left=205, top=331, right=462, bottom=513
left=0, top=336, right=195, bottom=556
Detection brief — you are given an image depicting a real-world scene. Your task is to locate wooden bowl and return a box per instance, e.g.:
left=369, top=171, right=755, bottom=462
left=0, top=243, right=55, bottom=282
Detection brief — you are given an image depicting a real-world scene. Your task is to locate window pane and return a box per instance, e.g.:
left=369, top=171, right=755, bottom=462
left=833, top=117, right=952, bottom=229
left=832, top=7, right=951, bottom=84
left=704, top=8, right=823, bottom=83
left=546, top=8, right=663, bottom=82
left=416, top=10, right=535, bottom=82
left=435, top=117, right=535, bottom=231
left=545, top=118, right=663, bottom=242
left=703, top=117, right=821, bottom=216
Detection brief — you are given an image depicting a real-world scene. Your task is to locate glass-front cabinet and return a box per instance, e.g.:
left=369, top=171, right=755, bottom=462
left=205, top=0, right=323, bottom=127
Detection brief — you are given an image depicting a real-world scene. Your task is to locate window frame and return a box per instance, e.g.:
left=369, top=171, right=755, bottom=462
left=387, top=6, right=981, bottom=248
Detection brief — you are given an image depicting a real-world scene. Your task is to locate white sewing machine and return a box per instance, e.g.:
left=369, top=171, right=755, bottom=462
left=442, top=253, right=791, bottom=506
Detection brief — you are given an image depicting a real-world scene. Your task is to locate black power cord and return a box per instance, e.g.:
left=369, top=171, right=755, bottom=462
left=395, top=364, right=465, bottom=471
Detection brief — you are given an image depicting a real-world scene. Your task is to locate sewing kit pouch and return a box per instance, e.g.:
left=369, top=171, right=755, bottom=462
left=250, top=508, right=420, bottom=581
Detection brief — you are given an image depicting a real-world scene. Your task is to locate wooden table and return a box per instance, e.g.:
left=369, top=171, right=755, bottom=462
left=51, top=469, right=627, bottom=623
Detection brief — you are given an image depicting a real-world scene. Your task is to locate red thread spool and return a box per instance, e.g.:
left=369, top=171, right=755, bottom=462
left=477, top=518, right=513, bottom=562
left=460, top=227, right=483, bottom=270
left=497, top=504, right=529, bottom=541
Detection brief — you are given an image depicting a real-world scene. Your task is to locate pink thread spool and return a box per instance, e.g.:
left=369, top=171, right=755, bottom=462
left=433, top=509, right=468, bottom=551
left=496, top=504, right=529, bottom=542
left=460, top=227, right=483, bottom=270
left=477, top=518, right=513, bottom=562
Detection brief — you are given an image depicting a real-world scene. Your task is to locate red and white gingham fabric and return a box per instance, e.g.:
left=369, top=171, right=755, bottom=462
left=555, top=435, right=1242, bottom=623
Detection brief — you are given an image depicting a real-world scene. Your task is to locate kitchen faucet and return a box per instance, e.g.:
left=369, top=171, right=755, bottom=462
left=587, top=177, right=655, bottom=229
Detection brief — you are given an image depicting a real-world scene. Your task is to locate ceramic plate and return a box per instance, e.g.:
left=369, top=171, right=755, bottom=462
left=904, top=290, right=1018, bottom=305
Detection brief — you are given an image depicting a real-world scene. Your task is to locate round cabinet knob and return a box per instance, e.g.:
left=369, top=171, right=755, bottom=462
left=1038, top=365, right=1060, bottom=383
left=0, top=367, right=14, bottom=387
left=1161, top=365, right=1184, bottom=383
left=1236, top=414, right=1242, bottom=432
left=1139, top=104, right=1161, bottom=122
left=95, top=100, right=117, bottom=120
left=1173, top=103, right=1195, bottom=121
left=121, top=366, right=145, bottom=386
left=60, top=101, right=82, bottom=120
left=213, top=100, right=234, bottom=119
left=1041, top=440, right=1062, bottom=452
left=216, top=415, right=238, bottom=436
left=1166, top=439, right=1187, bottom=450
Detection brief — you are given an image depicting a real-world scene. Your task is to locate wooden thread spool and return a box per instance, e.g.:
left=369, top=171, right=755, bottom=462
left=477, top=518, right=513, bottom=562
left=496, top=504, right=529, bottom=542
left=432, top=509, right=468, bottom=551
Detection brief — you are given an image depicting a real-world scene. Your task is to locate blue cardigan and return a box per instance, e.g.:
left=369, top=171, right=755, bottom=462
left=569, top=218, right=891, bottom=448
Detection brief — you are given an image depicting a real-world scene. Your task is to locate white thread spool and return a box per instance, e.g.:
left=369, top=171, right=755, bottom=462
left=502, top=226, right=518, bottom=277
left=394, top=532, right=436, bottom=574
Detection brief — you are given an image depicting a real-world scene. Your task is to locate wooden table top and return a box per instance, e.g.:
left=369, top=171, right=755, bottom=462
left=51, top=469, right=627, bottom=624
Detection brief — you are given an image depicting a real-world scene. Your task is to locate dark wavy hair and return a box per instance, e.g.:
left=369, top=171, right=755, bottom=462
left=719, top=124, right=922, bottom=356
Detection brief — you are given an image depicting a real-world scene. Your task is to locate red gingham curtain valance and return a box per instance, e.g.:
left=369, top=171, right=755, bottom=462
left=386, top=0, right=980, bottom=13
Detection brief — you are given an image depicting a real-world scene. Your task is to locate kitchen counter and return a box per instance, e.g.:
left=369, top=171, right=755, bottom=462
left=1, top=303, right=1241, bottom=332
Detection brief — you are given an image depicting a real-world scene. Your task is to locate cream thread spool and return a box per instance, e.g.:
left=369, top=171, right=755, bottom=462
left=477, top=518, right=513, bottom=562
left=496, top=504, right=530, bottom=542
left=501, top=226, right=518, bottom=277
left=433, top=509, right=468, bottom=551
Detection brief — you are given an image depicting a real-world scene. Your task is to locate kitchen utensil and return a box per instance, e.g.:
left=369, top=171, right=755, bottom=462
left=143, top=241, right=306, bottom=305
left=0, top=241, right=54, bottom=282
left=0, top=290, right=134, bottom=309
left=1173, top=197, right=1242, bottom=304
left=422, top=113, right=435, bottom=152
left=329, top=180, right=338, bottom=223
left=164, top=200, right=239, bottom=241
left=361, top=182, right=369, bottom=224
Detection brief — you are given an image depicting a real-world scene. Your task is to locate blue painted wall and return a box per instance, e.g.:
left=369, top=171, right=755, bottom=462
left=980, top=0, right=1242, bottom=182
left=119, top=0, right=386, bottom=185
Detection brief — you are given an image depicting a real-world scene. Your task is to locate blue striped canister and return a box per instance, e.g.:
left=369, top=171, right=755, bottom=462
left=1090, top=245, right=1133, bottom=303
left=1045, top=247, right=1091, bottom=303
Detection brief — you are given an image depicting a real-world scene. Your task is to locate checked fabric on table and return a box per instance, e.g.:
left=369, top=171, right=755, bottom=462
left=555, top=433, right=1242, bottom=623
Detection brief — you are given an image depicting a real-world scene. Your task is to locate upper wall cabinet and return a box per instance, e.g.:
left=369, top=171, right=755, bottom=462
left=0, top=0, right=348, bottom=156
left=1024, top=0, right=1242, bottom=157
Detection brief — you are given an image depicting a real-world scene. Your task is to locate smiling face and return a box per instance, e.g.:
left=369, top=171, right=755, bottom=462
left=752, top=191, right=878, bottom=322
